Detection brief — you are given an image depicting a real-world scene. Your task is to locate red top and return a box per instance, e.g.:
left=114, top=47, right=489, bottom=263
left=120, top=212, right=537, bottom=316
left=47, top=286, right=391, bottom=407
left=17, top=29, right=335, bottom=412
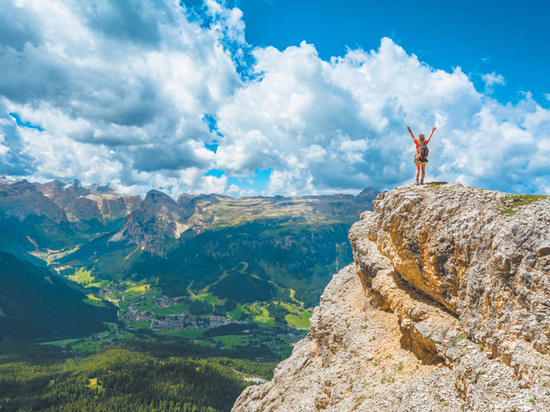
left=414, top=139, right=429, bottom=153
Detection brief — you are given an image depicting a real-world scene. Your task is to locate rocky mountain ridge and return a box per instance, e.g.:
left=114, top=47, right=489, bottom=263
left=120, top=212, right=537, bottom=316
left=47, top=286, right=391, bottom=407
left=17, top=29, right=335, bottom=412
left=0, top=178, right=378, bottom=257
left=110, top=188, right=379, bottom=256
left=0, top=179, right=67, bottom=222
left=233, top=183, right=550, bottom=411
left=35, top=179, right=141, bottom=222
left=0, top=178, right=141, bottom=225
left=0, top=178, right=143, bottom=258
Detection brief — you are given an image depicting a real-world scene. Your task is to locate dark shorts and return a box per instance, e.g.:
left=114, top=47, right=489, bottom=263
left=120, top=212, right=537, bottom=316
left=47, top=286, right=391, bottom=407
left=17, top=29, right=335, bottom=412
left=414, top=157, right=429, bottom=164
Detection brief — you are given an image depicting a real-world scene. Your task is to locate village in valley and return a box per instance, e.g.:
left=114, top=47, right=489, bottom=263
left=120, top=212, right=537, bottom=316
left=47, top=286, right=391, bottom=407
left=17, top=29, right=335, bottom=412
left=44, top=267, right=310, bottom=358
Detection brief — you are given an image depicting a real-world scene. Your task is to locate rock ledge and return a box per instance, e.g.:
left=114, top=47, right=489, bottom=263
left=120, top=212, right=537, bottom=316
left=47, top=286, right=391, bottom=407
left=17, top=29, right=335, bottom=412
left=233, top=183, right=550, bottom=411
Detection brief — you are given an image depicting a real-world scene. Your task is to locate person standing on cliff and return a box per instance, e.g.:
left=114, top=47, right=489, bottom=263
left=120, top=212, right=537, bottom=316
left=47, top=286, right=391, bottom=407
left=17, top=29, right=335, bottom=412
left=407, top=126, right=436, bottom=185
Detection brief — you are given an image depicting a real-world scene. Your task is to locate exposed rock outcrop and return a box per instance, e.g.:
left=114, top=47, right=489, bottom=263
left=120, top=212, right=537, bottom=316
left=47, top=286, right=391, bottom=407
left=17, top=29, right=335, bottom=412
left=233, top=183, right=550, bottom=411
left=36, top=179, right=141, bottom=221
left=110, top=190, right=194, bottom=256
left=0, top=178, right=142, bottom=254
left=0, top=180, right=67, bottom=222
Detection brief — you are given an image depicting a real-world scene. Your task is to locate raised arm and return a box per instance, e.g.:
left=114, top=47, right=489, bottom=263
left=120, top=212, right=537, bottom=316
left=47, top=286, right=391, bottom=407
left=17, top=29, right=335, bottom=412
left=426, top=126, right=436, bottom=144
left=407, top=126, right=417, bottom=141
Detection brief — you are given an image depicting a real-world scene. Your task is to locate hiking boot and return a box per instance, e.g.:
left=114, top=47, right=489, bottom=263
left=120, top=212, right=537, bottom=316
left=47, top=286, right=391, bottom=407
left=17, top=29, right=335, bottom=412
left=415, top=179, right=419, bottom=185
left=420, top=179, right=424, bottom=185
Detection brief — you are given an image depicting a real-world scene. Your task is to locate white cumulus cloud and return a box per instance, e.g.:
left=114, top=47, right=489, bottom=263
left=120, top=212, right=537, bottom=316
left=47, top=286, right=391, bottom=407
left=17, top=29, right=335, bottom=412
left=0, top=0, right=241, bottom=197
left=482, top=72, right=505, bottom=94
left=0, top=0, right=549, bottom=197
left=214, top=37, right=550, bottom=195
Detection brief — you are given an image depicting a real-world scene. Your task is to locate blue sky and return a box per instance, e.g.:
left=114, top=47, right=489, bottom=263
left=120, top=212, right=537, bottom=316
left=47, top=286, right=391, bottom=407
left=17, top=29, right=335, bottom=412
left=0, top=0, right=549, bottom=197
left=239, top=0, right=550, bottom=106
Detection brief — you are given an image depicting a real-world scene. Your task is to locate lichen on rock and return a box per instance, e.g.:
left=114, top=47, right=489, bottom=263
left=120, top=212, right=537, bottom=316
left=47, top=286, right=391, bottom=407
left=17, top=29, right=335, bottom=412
left=233, top=183, right=550, bottom=411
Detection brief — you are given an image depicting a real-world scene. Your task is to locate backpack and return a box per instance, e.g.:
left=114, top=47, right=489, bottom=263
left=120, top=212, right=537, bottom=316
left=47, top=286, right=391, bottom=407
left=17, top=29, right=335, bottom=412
left=418, top=142, right=429, bottom=160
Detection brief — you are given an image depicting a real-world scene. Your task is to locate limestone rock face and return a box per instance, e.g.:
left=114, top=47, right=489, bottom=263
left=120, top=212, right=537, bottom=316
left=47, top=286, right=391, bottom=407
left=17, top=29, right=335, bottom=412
left=64, top=197, right=102, bottom=221
left=36, top=179, right=141, bottom=221
left=85, top=193, right=141, bottom=220
left=0, top=180, right=67, bottom=222
left=233, top=183, right=550, bottom=411
left=111, top=190, right=193, bottom=255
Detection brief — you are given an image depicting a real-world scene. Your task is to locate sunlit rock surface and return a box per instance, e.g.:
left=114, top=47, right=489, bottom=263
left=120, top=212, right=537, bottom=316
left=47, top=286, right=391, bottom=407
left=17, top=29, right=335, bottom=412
left=233, top=183, right=550, bottom=411
left=36, top=179, right=141, bottom=221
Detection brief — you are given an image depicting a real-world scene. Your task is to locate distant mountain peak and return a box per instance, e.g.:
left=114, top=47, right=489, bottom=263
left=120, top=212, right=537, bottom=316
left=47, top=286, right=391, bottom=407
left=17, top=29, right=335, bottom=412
left=0, top=180, right=67, bottom=222
left=109, top=188, right=380, bottom=256
left=35, top=179, right=141, bottom=221
left=356, top=187, right=379, bottom=199
left=110, top=189, right=193, bottom=254
left=144, top=189, right=177, bottom=203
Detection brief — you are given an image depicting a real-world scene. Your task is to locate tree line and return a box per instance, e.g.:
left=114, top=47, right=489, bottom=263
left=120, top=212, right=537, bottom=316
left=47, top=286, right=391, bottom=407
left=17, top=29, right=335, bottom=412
left=0, top=343, right=276, bottom=412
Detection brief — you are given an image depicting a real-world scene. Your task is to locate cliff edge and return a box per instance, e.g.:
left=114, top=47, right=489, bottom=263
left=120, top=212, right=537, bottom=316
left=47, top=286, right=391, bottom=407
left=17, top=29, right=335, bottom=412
left=233, top=183, right=550, bottom=411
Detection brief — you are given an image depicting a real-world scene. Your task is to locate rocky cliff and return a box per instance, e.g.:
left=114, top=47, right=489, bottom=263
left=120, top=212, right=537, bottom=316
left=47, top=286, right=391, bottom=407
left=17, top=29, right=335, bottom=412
left=0, top=179, right=67, bottom=222
left=109, top=190, right=194, bottom=256
left=0, top=178, right=142, bottom=256
left=233, top=183, right=550, bottom=411
left=36, top=179, right=141, bottom=221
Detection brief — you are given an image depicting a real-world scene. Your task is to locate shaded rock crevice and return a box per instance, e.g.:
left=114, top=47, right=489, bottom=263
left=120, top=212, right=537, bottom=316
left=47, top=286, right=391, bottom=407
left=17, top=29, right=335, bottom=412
left=361, top=184, right=550, bottom=386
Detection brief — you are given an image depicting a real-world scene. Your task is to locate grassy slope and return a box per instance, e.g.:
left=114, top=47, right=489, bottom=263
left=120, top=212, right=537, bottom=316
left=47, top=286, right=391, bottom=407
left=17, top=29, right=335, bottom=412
left=60, top=220, right=354, bottom=308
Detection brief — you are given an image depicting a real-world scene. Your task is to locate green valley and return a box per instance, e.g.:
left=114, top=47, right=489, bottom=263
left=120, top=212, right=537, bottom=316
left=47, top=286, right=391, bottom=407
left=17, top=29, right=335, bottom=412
left=0, top=179, right=378, bottom=411
left=42, top=275, right=309, bottom=361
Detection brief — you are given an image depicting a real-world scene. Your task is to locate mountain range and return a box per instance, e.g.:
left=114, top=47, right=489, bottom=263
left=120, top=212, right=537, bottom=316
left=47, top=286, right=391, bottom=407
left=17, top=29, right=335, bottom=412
left=0, top=178, right=379, bottom=341
left=0, top=178, right=140, bottom=264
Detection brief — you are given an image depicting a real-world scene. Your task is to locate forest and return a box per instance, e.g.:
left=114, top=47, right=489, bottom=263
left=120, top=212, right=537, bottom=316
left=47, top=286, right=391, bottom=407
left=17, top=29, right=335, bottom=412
left=0, top=342, right=276, bottom=412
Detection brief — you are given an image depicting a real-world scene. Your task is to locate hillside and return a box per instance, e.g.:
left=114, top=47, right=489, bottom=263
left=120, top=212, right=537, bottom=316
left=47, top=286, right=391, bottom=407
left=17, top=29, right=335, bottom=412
left=59, top=188, right=379, bottom=308
left=234, top=183, right=550, bottom=411
left=0, top=181, right=378, bottom=359
left=0, top=251, right=117, bottom=342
